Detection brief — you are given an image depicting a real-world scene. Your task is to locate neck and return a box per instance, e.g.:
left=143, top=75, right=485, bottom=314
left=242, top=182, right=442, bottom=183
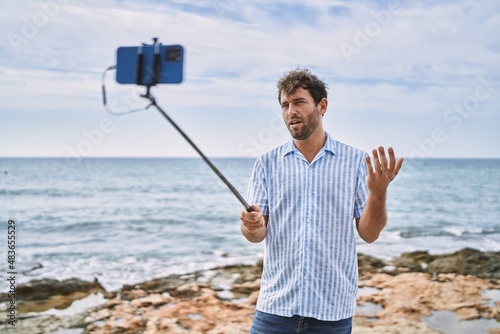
left=294, top=127, right=326, bottom=163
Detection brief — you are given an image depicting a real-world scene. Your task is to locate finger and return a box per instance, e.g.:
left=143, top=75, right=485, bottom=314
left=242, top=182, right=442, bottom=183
left=243, top=214, right=258, bottom=223
left=242, top=204, right=261, bottom=216
left=251, top=210, right=264, bottom=223
left=394, top=157, right=404, bottom=176
left=388, top=147, right=396, bottom=171
left=243, top=220, right=261, bottom=228
left=365, top=155, right=374, bottom=177
left=250, top=204, right=262, bottom=213
left=242, top=216, right=261, bottom=227
left=372, top=149, right=381, bottom=172
left=241, top=209, right=256, bottom=222
left=378, top=146, right=388, bottom=170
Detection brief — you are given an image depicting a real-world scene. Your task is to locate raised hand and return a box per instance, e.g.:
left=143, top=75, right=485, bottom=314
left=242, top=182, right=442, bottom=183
left=365, top=146, right=404, bottom=195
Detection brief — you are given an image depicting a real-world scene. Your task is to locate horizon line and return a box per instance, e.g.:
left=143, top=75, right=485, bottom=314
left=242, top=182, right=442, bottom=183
left=1, top=156, right=500, bottom=160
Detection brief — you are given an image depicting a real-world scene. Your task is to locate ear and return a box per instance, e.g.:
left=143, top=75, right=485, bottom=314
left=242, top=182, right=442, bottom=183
left=318, top=98, right=328, bottom=116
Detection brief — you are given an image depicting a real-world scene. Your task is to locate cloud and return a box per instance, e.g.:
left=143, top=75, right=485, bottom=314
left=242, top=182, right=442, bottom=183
left=0, top=0, right=499, bottom=157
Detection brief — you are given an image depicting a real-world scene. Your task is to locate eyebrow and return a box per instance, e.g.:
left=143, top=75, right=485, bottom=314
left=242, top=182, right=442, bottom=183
left=281, top=97, right=307, bottom=107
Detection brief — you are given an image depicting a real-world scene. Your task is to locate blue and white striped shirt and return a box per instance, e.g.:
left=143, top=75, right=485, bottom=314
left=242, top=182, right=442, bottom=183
left=246, top=132, right=369, bottom=321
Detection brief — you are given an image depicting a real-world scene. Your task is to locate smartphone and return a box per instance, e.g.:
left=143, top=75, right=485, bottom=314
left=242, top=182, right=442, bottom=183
left=116, top=44, right=184, bottom=85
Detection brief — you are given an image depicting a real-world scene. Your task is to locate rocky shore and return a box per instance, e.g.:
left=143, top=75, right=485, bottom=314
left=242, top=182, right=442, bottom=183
left=1, top=248, right=499, bottom=333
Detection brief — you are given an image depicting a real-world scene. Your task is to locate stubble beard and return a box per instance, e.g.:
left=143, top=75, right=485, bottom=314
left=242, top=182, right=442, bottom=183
left=287, top=107, right=321, bottom=141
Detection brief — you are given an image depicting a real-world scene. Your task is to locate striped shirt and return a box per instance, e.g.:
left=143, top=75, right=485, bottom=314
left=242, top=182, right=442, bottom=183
left=246, top=132, right=369, bottom=321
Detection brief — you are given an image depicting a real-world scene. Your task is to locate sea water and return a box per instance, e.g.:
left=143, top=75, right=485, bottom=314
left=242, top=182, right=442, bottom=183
left=1, top=157, right=499, bottom=292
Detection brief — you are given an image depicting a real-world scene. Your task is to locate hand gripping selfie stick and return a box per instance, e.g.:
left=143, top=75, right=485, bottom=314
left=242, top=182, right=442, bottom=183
left=102, top=38, right=253, bottom=212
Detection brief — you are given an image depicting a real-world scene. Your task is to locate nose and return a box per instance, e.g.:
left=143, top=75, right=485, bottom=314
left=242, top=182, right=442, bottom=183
left=285, top=103, right=298, bottom=117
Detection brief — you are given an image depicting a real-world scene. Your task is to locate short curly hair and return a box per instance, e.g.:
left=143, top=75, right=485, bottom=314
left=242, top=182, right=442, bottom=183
left=277, top=68, right=328, bottom=105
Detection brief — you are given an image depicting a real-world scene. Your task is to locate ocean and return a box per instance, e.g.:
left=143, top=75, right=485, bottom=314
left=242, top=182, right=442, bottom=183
left=1, top=157, right=499, bottom=292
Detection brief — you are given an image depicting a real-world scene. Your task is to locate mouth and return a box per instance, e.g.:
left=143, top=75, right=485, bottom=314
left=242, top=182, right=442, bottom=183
left=289, top=119, right=302, bottom=129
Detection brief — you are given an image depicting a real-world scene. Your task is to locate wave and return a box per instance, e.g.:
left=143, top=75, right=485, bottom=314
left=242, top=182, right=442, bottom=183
left=398, top=227, right=500, bottom=239
left=0, top=188, right=93, bottom=197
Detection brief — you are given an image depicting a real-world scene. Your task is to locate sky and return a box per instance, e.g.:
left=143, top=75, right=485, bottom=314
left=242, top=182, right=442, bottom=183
left=1, top=0, right=499, bottom=159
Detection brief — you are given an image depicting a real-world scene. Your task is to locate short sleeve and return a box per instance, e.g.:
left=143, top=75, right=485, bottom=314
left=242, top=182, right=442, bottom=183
left=353, top=157, right=369, bottom=219
left=246, top=159, right=269, bottom=216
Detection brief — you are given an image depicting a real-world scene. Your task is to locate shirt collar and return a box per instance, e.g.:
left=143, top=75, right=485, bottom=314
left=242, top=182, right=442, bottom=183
left=323, top=132, right=337, bottom=155
left=283, top=132, right=337, bottom=156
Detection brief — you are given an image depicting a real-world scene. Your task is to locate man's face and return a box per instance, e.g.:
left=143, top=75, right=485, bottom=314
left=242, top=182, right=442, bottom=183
left=280, top=88, right=323, bottom=141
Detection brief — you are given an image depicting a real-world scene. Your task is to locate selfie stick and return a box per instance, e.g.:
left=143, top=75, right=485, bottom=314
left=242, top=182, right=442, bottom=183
left=103, top=38, right=253, bottom=212
left=140, top=87, right=253, bottom=213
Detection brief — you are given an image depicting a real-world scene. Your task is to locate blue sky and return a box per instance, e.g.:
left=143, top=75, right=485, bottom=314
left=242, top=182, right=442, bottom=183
left=1, top=0, right=499, bottom=158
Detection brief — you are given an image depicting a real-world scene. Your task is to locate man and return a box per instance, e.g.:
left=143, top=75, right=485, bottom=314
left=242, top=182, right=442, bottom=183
left=240, top=68, right=403, bottom=333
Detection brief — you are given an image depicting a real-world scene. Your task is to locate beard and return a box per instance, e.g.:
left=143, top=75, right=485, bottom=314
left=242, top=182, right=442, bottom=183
left=286, top=107, right=321, bottom=140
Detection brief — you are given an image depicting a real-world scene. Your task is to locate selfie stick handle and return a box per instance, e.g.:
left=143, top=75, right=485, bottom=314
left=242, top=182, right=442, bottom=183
left=142, top=90, right=253, bottom=213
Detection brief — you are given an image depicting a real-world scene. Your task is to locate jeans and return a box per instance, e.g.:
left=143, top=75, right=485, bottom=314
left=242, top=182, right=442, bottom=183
left=250, top=311, right=352, bottom=334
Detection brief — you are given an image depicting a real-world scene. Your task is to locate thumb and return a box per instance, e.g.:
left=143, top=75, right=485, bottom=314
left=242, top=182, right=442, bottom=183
left=249, top=204, right=262, bottom=213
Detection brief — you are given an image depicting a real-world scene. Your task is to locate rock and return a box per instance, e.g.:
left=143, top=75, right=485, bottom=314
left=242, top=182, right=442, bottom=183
left=0, top=278, right=105, bottom=313
left=392, top=248, right=500, bottom=280
left=231, top=279, right=261, bottom=294
left=7, top=278, right=104, bottom=302
left=7, top=249, right=500, bottom=334
left=84, top=308, right=113, bottom=324
left=142, top=317, right=180, bottom=333
left=427, top=248, right=500, bottom=279
left=392, top=251, right=435, bottom=273
left=220, top=264, right=263, bottom=285
left=83, top=283, right=254, bottom=334
left=85, top=301, right=147, bottom=334
left=358, top=271, right=499, bottom=329
left=172, top=282, right=203, bottom=298
left=130, top=294, right=170, bottom=308
left=0, top=301, right=105, bottom=334
left=358, top=253, right=389, bottom=276
left=120, top=288, right=148, bottom=301
left=353, top=317, right=441, bottom=334
left=121, top=274, right=196, bottom=296
left=455, top=306, right=482, bottom=320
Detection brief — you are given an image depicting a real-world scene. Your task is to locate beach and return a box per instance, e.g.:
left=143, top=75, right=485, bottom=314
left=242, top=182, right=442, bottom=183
left=1, top=248, right=499, bottom=333
left=1, top=158, right=499, bottom=332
